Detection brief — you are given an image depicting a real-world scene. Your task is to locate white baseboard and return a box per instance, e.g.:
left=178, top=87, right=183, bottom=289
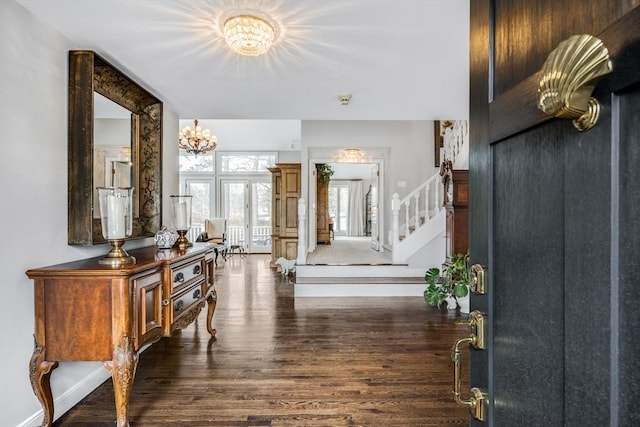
left=295, top=282, right=425, bottom=297
left=296, top=264, right=425, bottom=278
left=18, top=366, right=110, bottom=427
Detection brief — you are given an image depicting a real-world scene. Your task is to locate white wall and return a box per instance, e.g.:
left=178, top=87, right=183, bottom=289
left=179, top=119, right=301, bottom=152
left=0, top=2, right=179, bottom=425
left=301, top=120, right=439, bottom=248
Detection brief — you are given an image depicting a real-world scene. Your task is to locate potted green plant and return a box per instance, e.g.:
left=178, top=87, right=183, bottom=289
left=316, top=163, right=334, bottom=185
left=423, top=252, right=470, bottom=311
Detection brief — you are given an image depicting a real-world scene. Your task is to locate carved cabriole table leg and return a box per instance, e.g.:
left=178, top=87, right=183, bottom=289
left=103, top=335, right=137, bottom=427
left=29, top=340, right=58, bottom=427
left=206, top=288, right=217, bottom=336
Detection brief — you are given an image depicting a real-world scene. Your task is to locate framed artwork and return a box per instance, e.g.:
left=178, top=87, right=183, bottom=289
left=434, top=120, right=454, bottom=167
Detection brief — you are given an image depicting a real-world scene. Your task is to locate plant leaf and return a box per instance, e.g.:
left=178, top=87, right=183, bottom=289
left=424, top=267, right=441, bottom=286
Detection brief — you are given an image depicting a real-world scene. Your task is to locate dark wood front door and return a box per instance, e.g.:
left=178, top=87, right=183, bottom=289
left=468, top=1, right=640, bottom=425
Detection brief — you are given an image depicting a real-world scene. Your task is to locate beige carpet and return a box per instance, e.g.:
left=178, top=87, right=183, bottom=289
left=306, top=236, right=392, bottom=264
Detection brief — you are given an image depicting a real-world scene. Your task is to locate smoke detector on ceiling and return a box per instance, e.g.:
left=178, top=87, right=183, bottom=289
left=338, top=93, right=352, bottom=105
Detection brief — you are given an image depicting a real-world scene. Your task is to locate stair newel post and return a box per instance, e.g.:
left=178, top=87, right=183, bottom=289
left=414, top=193, right=420, bottom=232
left=297, top=198, right=306, bottom=265
left=391, top=193, right=400, bottom=250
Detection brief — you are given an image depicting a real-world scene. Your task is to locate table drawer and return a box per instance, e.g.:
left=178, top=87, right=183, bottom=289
left=172, top=280, right=205, bottom=322
left=170, top=258, right=204, bottom=292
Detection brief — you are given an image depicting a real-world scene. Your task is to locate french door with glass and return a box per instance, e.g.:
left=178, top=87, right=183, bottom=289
left=183, top=178, right=214, bottom=240
left=220, top=179, right=271, bottom=254
left=328, top=183, right=348, bottom=236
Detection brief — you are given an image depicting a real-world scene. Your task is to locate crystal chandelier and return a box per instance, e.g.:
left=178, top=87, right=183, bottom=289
left=223, top=14, right=276, bottom=56
left=340, top=148, right=364, bottom=163
left=178, top=120, right=217, bottom=155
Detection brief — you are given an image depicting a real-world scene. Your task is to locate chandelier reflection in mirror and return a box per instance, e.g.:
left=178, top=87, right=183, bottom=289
left=178, top=120, right=217, bottom=155
left=223, top=14, right=277, bottom=56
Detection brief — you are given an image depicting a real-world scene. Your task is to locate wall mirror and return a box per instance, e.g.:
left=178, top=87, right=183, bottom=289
left=68, top=50, right=163, bottom=245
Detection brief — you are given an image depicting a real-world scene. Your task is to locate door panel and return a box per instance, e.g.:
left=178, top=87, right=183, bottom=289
left=250, top=181, right=272, bottom=253
left=469, top=1, right=640, bottom=425
left=184, top=179, right=214, bottom=239
left=492, top=1, right=620, bottom=97
left=221, top=180, right=246, bottom=247
left=618, top=88, right=640, bottom=422
left=492, top=128, right=566, bottom=425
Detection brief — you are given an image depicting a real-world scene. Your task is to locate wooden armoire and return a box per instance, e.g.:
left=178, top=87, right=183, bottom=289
left=316, top=173, right=331, bottom=244
left=444, top=169, right=469, bottom=257
left=268, top=163, right=301, bottom=267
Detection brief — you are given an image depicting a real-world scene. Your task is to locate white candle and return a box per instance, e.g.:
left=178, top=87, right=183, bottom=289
left=106, top=194, right=126, bottom=239
left=175, top=201, right=188, bottom=230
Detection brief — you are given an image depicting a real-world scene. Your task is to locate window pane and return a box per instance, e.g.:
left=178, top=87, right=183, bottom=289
left=187, top=182, right=211, bottom=226
left=223, top=182, right=245, bottom=245
left=251, top=182, right=272, bottom=247
left=328, top=187, right=337, bottom=220
left=339, top=187, right=349, bottom=232
left=219, top=153, right=276, bottom=173
left=179, top=153, right=214, bottom=172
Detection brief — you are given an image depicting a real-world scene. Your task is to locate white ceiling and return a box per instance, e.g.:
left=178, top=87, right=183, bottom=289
left=17, top=0, right=470, bottom=121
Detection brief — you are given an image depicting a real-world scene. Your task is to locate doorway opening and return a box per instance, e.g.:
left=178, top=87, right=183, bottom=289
left=307, top=153, right=386, bottom=263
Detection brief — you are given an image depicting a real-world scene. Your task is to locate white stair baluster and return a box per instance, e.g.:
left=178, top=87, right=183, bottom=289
left=414, top=194, right=420, bottom=231
left=391, top=193, right=400, bottom=248
left=404, top=200, right=410, bottom=239
left=425, top=184, right=431, bottom=219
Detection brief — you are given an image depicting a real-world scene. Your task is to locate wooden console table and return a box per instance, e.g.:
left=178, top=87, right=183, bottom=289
left=26, top=243, right=217, bottom=427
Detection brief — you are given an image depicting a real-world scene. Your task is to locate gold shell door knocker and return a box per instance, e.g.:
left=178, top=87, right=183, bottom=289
left=537, top=34, right=613, bottom=131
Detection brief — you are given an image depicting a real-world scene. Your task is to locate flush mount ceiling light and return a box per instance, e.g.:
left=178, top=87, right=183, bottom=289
left=340, top=148, right=363, bottom=163
left=223, top=14, right=277, bottom=56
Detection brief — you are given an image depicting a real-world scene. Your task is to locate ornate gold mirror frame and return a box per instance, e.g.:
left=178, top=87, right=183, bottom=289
left=68, top=50, right=162, bottom=245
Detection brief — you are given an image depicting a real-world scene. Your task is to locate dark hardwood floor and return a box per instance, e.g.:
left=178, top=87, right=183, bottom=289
left=54, top=254, right=469, bottom=426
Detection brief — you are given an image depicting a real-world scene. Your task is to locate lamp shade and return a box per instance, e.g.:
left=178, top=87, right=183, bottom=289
left=97, top=187, right=134, bottom=240
left=170, top=195, right=193, bottom=231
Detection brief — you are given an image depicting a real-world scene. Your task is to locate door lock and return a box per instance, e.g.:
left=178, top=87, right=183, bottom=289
left=451, top=310, right=488, bottom=421
left=470, top=264, right=487, bottom=295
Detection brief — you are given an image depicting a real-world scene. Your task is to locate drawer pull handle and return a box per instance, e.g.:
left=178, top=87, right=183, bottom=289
left=174, top=272, right=184, bottom=283
left=193, top=289, right=201, bottom=299
left=162, top=299, right=169, bottom=306
left=193, top=265, right=201, bottom=275
left=174, top=300, right=184, bottom=312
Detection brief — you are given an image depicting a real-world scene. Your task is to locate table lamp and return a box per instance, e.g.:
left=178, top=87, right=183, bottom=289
left=170, top=195, right=193, bottom=249
left=97, top=187, right=136, bottom=266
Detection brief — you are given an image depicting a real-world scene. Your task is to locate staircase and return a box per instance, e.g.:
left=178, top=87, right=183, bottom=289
left=294, top=172, right=446, bottom=297
left=390, top=172, right=446, bottom=267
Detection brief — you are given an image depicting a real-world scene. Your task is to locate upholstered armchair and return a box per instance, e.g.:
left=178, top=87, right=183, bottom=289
left=203, top=218, right=227, bottom=244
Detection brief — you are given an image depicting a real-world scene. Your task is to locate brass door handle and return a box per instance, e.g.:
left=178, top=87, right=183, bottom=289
left=451, top=310, right=488, bottom=421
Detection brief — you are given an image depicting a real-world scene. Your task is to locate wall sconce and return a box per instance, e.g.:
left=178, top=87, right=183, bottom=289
left=170, top=195, right=193, bottom=249
left=97, top=187, right=136, bottom=266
